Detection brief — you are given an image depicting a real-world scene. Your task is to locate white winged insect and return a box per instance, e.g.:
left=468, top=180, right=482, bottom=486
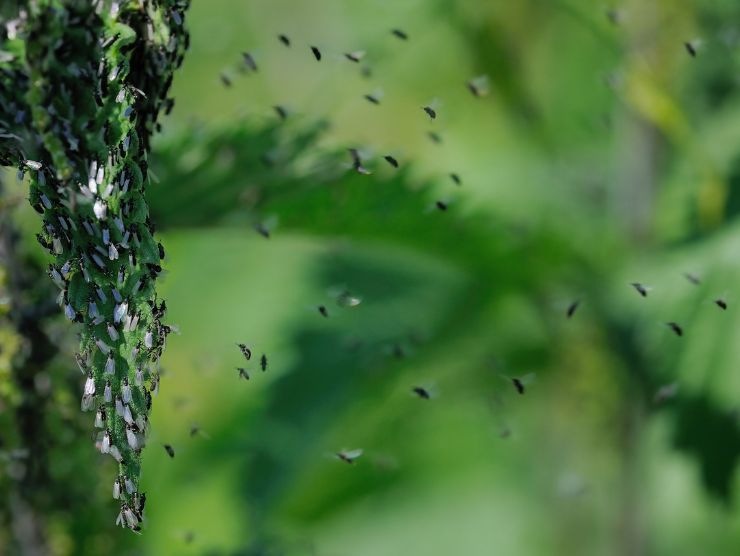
left=467, top=74, right=490, bottom=97
left=335, top=448, right=363, bottom=464
left=328, top=285, right=362, bottom=308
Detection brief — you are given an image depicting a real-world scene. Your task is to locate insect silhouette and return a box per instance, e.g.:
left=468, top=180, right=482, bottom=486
left=666, top=322, right=683, bottom=337
left=435, top=200, right=448, bottom=211
left=241, top=51, right=258, bottom=72
left=278, top=34, right=291, bottom=47
left=260, top=354, right=267, bottom=372
left=427, top=131, right=442, bottom=144
left=653, top=383, right=679, bottom=405
left=449, top=173, right=461, bottom=185
left=423, top=105, right=437, bottom=119
left=412, top=386, right=431, bottom=400
left=344, top=50, right=365, bottom=63
left=189, top=423, right=208, bottom=438
left=364, top=91, right=382, bottom=105
left=391, top=29, right=408, bottom=40
left=335, top=449, right=363, bottom=464
left=512, top=377, right=525, bottom=394
left=630, top=282, right=650, bottom=297
left=685, top=41, right=698, bottom=57
left=237, top=343, right=252, bottom=360
left=566, top=300, right=580, bottom=318
left=273, top=105, right=288, bottom=120
left=219, top=73, right=232, bottom=87
left=507, top=373, right=536, bottom=395
left=336, top=289, right=362, bottom=307
left=163, top=444, right=175, bottom=458
left=467, top=75, right=490, bottom=97
left=349, top=148, right=371, bottom=175
left=605, top=8, right=622, bottom=26
left=311, top=46, right=322, bottom=61
left=715, top=298, right=728, bottom=310
left=384, top=155, right=399, bottom=168
left=318, top=305, right=329, bottom=318
left=683, top=272, right=701, bottom=285
left=237, top=367, right=250, bottom=380
left=255, top=222, right=270, bottom=238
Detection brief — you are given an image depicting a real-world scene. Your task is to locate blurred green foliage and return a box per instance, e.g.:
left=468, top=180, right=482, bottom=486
left=5, top=0, right=740, bottom=554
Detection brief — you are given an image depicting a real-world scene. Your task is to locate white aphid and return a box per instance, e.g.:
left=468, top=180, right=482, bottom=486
left=101, top=431, right=111, bottom=454
left=122, top=379, right=132, bottom=404
left=123, top=505, right=138, bottom=528
left=93, top=199, right=107, bottom=220
left=49, top=267, right=64, bottom=287
left=104, top=381, right=112, bottom=403
left=123, top=404, right=134, bottom=424
left=60, top=260, right=72, bottom=277
left=84, top=374, right=96, bottom=396
left=107, top=323, right=119, bottom=341
left=80, top=394, right=94, bottom=412
left=126, top=426, right=138, bottom=449
left=105, top=354, right=115, bottom=375
left=91, top=253, right=105, bottom=269
left=109, top=445, right=122, bottom=462
left=95, top=409, right=106, bottom=428
left=135, top=415, right=147, bottom=433
left=64, top=304, right=76, bottom=321
left=114, top=301, right=128, bottom=324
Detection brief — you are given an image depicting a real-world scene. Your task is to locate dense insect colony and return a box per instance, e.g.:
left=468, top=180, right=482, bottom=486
left=0, top=0, right=189, bottom=531
left=0, top=0, right=730, bottom=537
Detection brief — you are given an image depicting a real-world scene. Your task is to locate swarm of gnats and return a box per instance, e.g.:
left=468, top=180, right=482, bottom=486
left=0, top=0, right=189, bottom=532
